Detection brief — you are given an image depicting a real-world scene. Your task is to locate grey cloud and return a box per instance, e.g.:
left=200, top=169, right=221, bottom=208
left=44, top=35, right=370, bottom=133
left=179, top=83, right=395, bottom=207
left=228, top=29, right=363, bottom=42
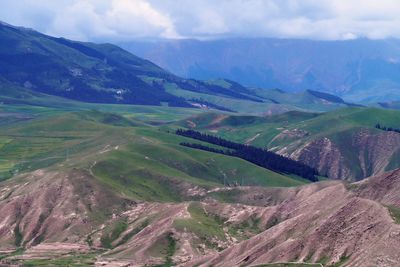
left=0, top=0, right=400, bottom=41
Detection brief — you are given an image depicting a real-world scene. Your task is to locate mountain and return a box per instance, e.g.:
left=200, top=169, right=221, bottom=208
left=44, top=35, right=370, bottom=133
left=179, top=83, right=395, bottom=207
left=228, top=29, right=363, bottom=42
left=378, top=100, right=400, bottom=110
left=0, top=22, right=268, bottom=110
left=0, top=22, right=357, bottom=115
left=121, top=38, right=400, bottom=102
left=178, top=107, right=400, bottom=181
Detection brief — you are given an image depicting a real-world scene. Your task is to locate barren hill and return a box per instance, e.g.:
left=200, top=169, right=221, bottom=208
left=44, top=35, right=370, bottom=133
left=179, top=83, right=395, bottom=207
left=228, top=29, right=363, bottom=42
left=1, top=165, right=400, bottom=266
left=190, top=169, right=400, bottom=267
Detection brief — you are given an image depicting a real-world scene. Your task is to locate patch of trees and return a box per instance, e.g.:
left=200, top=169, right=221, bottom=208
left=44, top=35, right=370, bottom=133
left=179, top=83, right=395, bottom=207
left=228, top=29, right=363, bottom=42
left=375, top=123, right=400, bottom=134
left=177, top=129, right=318, bottom=182
left=180, top=142, right=226, bottom=154
left=177, top=129, right=243, bottom=150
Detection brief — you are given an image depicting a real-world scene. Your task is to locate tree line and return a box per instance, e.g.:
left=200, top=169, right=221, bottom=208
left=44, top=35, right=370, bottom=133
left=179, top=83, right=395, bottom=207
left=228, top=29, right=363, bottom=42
left=375, top=123, right=400, bottom=134
left=177, top=129, right=318, bottom=182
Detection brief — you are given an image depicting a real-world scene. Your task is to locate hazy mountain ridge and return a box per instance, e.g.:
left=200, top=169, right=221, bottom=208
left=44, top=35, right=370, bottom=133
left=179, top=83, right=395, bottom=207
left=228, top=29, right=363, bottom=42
left=0, top=23, right=267, bottom=110
left=122, top=38, right=400, bottom=102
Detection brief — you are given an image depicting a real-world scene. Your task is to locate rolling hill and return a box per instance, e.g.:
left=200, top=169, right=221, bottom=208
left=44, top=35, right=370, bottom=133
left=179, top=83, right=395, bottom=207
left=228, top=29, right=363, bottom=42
left=0, top=110, right=305, bottom=188
left=178, top=107, right=400, bottom=181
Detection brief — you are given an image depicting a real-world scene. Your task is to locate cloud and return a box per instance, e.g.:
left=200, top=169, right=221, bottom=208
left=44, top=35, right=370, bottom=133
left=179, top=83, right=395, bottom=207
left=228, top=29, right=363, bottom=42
left=0, top=0, right=400, bottom=41
left=0, top=0, right=179, bottom=41
left=105, top=0, right=179, bottom=38
left=151, top=0, right=400, bottom=40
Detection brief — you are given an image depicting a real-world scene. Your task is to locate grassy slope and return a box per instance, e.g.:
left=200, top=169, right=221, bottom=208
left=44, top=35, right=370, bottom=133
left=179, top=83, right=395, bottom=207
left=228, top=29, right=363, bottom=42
left=179, top=107, right=400, bottom=148
left=175, top=110, right=320, bottom=147
left=177, top=107, right=400, bottom=179
left=163, top=81, right=283, bottom=114
left=0, top=109, right=306, bottom=201
left=252, top=88, right=350, bottom=112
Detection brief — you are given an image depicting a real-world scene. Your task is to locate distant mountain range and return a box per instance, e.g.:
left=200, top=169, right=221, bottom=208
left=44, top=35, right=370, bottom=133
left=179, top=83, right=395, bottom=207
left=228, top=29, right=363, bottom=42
left=0, top=22, right=355, bottom=114
left=121, top=38, right=400, bottom=103
left=0, top=22, right=264, bottom=109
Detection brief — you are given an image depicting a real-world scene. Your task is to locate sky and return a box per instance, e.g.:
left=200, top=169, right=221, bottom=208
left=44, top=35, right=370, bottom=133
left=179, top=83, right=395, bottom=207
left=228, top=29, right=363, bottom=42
left=1, top=0, right=400, bottom=42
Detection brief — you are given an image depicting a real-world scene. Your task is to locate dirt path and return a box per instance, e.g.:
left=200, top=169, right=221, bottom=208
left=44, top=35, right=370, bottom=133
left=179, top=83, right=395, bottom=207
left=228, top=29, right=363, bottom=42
left=210, top=114, right=228, bottom=126
left=89, top=161, right=97, bottom=177
left=186, top=120, right=197, bottom=128
left=250, top=262, right=324, bottom=267
left=245, top=133, right=260, bottom=144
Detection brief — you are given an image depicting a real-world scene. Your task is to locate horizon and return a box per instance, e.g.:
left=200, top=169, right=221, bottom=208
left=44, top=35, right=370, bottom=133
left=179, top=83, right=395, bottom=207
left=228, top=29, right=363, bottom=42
left=4, top=19, right=400, bottom=45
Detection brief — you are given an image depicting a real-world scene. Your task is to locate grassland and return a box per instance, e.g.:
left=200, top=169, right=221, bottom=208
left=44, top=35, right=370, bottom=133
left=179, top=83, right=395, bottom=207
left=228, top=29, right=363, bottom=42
left=178, top=107, right=400, bottom=148
left=0, top=106, right=307, bottom=202
left=3, top=102, right=398, bottom=188
left=173, top=107, right=400, bottom=180
left=0, top=101, right=204, bottom=124
left=90, top=127, right=305, bottom=202
left=163, top=81, right=351, bottom=114
left=5, top=252, right=99, bottom=267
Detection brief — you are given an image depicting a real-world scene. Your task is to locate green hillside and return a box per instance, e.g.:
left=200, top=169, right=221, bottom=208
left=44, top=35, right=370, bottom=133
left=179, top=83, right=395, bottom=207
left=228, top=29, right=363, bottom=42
left=176, top=110, right=320, bottom=146
left=0, top=109, right=306, bottom=200
left=179, top=107, right=400, bottom=147
left=176, top=107, right=400, bottom=180
left=0, top=23, right=270, bottom=111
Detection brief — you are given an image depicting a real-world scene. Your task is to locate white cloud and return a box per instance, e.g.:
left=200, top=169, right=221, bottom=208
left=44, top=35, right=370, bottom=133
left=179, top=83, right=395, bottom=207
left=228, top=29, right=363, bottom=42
left=48, top=1, right=115, bottom=40
left=0, top=0, right=179, bottom=41
left=105, top=0, right=179, bottom=39
left=1, top=0, right=400, bottom=41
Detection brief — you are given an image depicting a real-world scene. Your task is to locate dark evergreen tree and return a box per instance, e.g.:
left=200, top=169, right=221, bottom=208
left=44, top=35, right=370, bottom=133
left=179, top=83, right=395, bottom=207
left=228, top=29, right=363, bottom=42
left=177, top=129, right=319, bottom=182
left=375, top=123, right=400, bottom=133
